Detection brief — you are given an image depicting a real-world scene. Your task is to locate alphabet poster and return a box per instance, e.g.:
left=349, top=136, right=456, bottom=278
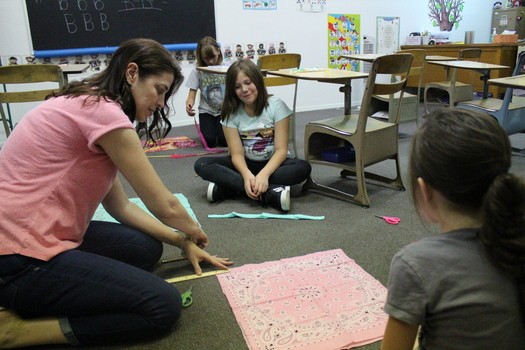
left=328, top=14, right=361, bottom=70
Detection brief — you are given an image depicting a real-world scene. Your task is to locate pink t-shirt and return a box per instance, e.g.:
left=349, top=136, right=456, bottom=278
left=0, top=95, right=134, bottom=261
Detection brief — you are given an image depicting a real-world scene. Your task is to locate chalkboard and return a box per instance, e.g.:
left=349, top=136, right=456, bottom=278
left=25, top=0, right=216, bottom=56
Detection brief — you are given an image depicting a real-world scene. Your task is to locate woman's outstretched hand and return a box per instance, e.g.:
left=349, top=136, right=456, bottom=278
left=183, top=240, right=233, bottom=275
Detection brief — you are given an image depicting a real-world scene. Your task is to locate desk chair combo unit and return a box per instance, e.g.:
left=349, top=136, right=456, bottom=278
left=423, top=48, right=481, bottom=113
left=257, top=53, right=301, bottom=157
left=0, top=64, right=65, bottom=137
left=457, top=51, right=525, bottom=136
left=303, top=53, right=413, bottom=207
left=371, top=49, right=427, bottom=124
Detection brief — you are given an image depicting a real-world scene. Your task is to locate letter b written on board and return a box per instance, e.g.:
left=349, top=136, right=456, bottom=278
left=63, top=12, right=109, bottom=33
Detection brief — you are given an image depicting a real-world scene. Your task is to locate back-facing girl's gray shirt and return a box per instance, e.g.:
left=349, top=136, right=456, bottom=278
left=185, top=68, right=226, bottom=116
left=385, top=228, right=524, bottom=349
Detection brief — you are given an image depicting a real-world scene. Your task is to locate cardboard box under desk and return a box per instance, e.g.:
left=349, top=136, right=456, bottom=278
left=493, top=34, right=518, bottom=43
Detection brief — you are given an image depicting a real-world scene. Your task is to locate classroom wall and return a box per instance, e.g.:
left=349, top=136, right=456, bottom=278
left=0, top=0, right=495, bottom=135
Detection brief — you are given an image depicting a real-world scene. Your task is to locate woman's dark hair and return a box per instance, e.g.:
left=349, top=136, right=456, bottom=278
left=196, top=36, right=223, bottom=67
left=221, top=59, right=268, bottom=120
left=410, top=108, right=525, bottom=317
left=53, top=38, right=184, bottom=143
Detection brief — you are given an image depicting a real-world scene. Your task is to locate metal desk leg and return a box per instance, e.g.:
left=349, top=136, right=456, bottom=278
left=339, top=82, right=351, bottom=115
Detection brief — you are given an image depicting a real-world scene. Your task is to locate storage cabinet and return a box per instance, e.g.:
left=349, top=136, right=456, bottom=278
left=492, top=7, right=525, bottom=38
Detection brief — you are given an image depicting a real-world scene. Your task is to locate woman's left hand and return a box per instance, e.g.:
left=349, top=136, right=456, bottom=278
left=183, top=240, right=233, bottom=275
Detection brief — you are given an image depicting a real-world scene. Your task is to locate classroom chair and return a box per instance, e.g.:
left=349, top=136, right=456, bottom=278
left=257, top=53, right=301, bottom=157
left=457, top=51, right=525, bottom=136
left=303, top=53, right=413, bottom=207
left=371, top=49, right=426, bottom=124
left=423, top=48, right=481, bottom=113
left=0, top=64, right=65, bottom=137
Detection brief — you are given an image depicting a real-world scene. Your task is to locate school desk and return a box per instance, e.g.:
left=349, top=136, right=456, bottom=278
left=266, top=68, right=368, bottom=115
left=426, top=60, right=509, bottom=99
left=60, top=64, right=90, bottom=83
left=196, top=65, right=230, bottom=74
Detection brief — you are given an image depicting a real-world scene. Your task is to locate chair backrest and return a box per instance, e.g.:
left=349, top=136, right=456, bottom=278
left=362, top=53, right=413, bottom=128
left=257, top=53, right=301, bottom=155
left=458, top=48, right=481, bottom=62
left=397, top=48, right=427, bottom=93
left=257, top=53, right=301, bottom=87
left=0, top=64, right=64, bottom=137
left=0, top=64, right=65, bottom=103
left=501, top=50, right=525, bottom=109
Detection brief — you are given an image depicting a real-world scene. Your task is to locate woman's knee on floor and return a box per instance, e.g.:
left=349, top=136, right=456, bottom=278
left=146, top=282, right=182, bottom=333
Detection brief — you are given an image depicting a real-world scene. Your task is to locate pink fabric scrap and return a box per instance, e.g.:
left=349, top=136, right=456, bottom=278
left=217, top=249, right=388, bottom=350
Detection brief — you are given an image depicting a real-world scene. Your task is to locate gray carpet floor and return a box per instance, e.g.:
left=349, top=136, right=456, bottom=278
left=36, top=107, right=525, bottom=350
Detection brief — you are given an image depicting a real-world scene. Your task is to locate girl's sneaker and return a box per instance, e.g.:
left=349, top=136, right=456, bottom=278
left=207, top=182, right=234, bottom=203
left=260, top=185, right=290, bottom=212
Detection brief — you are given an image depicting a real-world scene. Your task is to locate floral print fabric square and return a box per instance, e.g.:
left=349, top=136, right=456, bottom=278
left=217, top=249, right=387, bottom=350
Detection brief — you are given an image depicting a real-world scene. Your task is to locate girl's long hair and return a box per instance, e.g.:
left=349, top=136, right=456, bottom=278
left=52, top=38, right=183, bottom=143
left=409, top=108, right=525, bottom=320
left=221, top=59, right=268, bottom=121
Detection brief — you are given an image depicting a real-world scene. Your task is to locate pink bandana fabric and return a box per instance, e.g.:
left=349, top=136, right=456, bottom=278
left=217, top=249, right=388, bottom=350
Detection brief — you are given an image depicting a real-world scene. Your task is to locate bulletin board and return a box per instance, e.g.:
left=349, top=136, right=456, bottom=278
left=25, top=0, right=216, bottom=57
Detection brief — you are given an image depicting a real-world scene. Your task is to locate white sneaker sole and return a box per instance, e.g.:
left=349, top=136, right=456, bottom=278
left=280, top=186, right=291, bottom=212
left=207, top=182, right=216, bottom=202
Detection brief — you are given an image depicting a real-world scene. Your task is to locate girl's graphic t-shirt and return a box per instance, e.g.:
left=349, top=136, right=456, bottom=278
left=222, top=96, right=291, bottom=161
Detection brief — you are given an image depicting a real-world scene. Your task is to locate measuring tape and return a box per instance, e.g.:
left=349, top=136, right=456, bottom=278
left=165, top=269, right=229, bottom=283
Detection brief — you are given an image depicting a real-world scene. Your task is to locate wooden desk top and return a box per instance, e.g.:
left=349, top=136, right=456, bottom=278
left=267, top=68, right=368, bottom=82
left=488, top=74, right=525, bottom=89
left=196, top=65, right=230, bottom=74
left=427, top=60, right=509, bottom=70
left=425, top=55, right=456, bottom=61
left=401, top=43, right=522, bottom=49
left=60, top=64, right=90, bottom=74
left=341, top=54, right=383, bottom=62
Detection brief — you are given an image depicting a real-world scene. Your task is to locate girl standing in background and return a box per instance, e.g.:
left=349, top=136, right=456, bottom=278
left=185, top=36, right=227, bottom=148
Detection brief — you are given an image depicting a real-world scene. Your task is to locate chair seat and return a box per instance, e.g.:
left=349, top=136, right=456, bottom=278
left=426, top=81, right=472, bottom=89
left=374, top=91, right=417, bottom=101
left=458, top=96, right=525, bottom=112
left=308, top=113, right=396, bottom=135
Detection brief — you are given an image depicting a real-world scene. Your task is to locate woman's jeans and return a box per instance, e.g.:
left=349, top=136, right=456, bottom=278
left=0, top=221, right=181, bottom=346
left=194, top=155, right=312, bottom=193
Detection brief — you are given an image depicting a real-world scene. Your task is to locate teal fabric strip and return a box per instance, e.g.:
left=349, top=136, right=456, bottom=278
left=208, top=212, right=325, bottom=220
left=92, top=193, right=197, bottom=223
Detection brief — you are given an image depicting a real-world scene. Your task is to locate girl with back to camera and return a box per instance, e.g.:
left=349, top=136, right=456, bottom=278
left=0, top=38, right=232, bottom=348
left=381, top=108, right=525, bottom=350
left=185, top=36, right=227, bottom=148
left=194, top=59, right=311, bottom=212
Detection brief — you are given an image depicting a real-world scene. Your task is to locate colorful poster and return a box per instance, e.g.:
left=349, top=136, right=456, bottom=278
left=377, top=17, right=400, bottom=54
left=243, top=0, right=277, bottom=10
left=328, top=14, right=361, bottom=70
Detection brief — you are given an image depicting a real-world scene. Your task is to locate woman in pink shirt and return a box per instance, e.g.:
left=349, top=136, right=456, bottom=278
left=0, top=38, right=232, bottom=348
